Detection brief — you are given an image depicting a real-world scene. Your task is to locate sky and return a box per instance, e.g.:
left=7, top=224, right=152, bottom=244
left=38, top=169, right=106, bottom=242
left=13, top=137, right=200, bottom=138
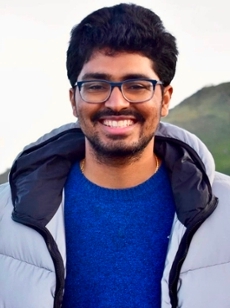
left=0, top=0, right=229, bottom=173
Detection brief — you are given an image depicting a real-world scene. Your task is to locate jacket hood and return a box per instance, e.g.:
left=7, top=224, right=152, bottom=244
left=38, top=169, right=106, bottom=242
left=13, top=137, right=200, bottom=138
left=16, top=121, right=215, bottom=183
left=157, top=122, right=215, bottom=183
left=9, top=121, right=217, bottom=228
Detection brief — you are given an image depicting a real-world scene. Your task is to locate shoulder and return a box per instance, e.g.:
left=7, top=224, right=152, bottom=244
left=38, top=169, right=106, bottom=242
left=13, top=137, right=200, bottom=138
left=213, top=171, right=230, bottom=185
left=0, top=182, right=12, bottom=210
left=23, top=122, right=78, bottom=151
left=212, top=171, right=230, bottom=201
left=203, top=171, right=230, bottom=226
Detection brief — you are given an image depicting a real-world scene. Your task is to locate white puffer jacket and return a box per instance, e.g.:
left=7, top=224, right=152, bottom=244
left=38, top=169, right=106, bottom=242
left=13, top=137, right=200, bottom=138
left=0, top=122, right=230, bottom=308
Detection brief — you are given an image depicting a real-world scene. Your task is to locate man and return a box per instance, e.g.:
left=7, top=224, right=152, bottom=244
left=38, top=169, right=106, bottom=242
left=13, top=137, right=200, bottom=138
left=0, top=3, right=229, bottom=308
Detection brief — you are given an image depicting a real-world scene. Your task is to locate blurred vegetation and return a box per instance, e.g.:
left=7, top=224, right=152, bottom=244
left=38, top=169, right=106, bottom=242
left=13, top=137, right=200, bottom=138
left=164, top=82, right=230, bottom=175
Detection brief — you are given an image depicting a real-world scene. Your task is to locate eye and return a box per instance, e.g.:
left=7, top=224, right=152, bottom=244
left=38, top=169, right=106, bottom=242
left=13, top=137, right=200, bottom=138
left=125, top=81, right=152, bottom=91
left=128, top=84, right=145, bottom=90
left=83, top=82, right=109, bottom=92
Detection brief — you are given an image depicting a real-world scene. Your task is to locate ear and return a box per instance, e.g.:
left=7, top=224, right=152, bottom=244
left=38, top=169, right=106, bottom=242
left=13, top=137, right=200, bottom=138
left=69, top=88, right=78, bottom=118
left=161, top=85, right=173, bottom=117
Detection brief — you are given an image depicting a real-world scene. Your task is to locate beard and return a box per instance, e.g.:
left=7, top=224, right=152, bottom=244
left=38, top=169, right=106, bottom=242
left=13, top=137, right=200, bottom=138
left=85, top=131, right=155, bottom=165
left=77, top=107, right=160, bottom=165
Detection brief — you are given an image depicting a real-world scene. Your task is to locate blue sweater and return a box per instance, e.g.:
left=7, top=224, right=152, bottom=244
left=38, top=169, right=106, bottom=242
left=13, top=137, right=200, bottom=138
left=62, top=162, right=175, bottom=308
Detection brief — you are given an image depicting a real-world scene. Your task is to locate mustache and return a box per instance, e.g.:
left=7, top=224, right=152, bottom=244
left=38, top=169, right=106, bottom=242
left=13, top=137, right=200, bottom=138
left=91, top=109, right=145, bottom=122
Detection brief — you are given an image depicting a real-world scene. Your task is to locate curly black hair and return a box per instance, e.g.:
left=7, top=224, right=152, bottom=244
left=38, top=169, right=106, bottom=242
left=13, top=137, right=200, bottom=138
left=66, top=3, right=178, bottom=87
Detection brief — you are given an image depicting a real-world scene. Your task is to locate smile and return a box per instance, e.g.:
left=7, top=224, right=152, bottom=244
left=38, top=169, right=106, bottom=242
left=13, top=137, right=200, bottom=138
left=102, top=119, right=134, bottom=128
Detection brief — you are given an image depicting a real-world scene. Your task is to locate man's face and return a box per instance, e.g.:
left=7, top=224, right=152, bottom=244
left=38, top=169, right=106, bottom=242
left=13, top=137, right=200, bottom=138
left=70, top=50, right=172, bottom=162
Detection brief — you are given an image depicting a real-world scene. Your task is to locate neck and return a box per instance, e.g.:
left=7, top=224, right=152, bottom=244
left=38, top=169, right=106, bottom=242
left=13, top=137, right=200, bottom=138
left=82, top=143, right=160, bottom=189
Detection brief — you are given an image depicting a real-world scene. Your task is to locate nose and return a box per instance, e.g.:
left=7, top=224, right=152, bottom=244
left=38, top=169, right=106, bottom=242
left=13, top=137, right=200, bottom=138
left=104, top=86, right=130, bottom=111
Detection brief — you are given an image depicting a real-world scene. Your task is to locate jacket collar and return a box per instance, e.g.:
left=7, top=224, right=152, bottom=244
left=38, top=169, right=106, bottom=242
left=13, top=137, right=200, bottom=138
left=10, top=122, right=216, bottom=228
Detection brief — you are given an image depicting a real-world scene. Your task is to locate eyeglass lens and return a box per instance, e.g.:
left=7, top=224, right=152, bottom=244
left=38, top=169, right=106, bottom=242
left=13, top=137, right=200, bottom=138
left=80, top=80, right=154, bottom=103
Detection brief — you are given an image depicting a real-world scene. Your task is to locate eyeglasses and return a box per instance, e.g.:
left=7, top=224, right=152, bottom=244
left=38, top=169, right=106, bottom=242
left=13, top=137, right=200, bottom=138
left=74, top=79, right=163, bottom=104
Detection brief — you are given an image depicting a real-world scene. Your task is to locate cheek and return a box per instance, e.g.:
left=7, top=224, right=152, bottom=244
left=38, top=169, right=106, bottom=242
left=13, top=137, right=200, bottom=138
left=141, top=104, right=160, bottom=121
left=78, top=102, right=103, bottom=122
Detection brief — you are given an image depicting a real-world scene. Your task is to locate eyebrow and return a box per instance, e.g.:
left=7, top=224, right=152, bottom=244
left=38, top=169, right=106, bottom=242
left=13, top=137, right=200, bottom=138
left=81, top=73, right=111, bottom=80
left=80, top=73, right=152, bottom=81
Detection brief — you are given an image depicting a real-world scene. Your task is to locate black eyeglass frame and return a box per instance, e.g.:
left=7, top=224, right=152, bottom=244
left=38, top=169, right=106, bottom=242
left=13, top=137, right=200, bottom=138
left=74, top=79, right=164, bottom=104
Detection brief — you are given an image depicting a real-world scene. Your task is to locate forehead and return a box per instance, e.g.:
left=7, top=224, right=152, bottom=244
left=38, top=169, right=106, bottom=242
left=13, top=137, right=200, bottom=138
left=78, top=50, right=158, bottom=81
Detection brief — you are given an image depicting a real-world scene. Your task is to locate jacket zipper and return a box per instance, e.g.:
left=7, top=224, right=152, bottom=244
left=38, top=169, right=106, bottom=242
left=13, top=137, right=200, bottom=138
left=168, top=196, right=218, bottom=307
left=11, top=215, right=65, bottom=308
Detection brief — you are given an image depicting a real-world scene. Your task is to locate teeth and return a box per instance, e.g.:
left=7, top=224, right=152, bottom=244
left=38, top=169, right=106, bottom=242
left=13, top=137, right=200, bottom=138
left=103, top=119, right=133, bottom=128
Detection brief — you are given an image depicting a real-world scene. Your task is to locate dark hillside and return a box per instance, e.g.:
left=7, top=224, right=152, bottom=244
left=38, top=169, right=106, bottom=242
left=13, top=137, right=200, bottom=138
left=164, top=82, right=230, bottom=174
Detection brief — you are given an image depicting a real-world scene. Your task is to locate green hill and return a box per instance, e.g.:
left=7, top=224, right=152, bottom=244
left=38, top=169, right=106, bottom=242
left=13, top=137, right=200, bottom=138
left=164, top=82, right=230, bottom=175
